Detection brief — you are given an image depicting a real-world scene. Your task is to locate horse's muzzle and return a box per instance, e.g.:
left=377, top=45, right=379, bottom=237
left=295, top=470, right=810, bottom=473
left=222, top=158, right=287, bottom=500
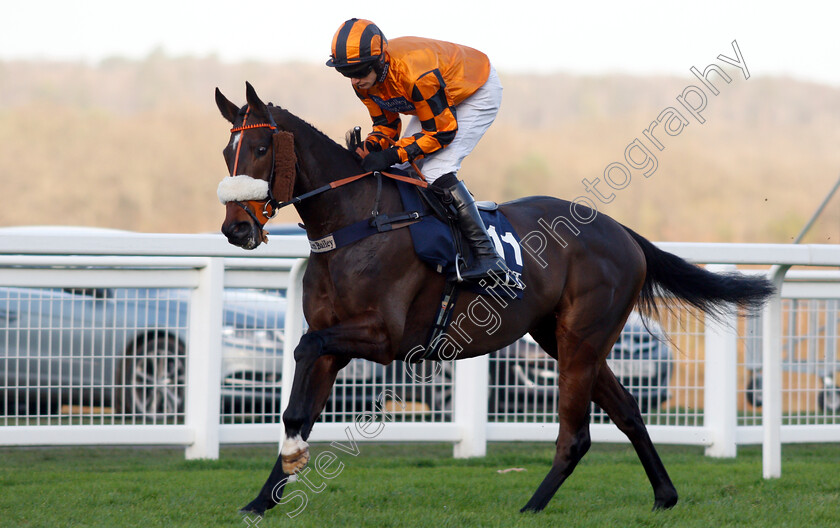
left=222, top=220, right=265, bottom=250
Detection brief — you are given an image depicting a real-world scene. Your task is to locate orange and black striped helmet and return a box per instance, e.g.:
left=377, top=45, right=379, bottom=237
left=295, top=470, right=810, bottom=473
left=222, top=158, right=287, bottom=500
left=326, top=18, right=388, bottom=77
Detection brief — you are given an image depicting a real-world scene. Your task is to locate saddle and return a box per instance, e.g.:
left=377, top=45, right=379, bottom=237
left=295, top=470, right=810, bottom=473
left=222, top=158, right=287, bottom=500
left=402, top=180, right=524, bottom=290
left=305, top=169, right=524, bottom=290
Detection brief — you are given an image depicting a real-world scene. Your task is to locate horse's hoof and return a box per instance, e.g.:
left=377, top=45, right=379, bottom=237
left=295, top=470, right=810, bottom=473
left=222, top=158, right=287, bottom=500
left=239, top=501, right=265, bottom=518
left=281, top=436, right=311, bottom=474
left=519, top=501, right=546, bottom=513
left=652, top=492, right=678, bottom=510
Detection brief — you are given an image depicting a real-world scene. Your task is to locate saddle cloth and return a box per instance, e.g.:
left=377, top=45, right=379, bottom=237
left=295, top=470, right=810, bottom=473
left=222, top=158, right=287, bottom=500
left=395, top=180, right=525, bottom=298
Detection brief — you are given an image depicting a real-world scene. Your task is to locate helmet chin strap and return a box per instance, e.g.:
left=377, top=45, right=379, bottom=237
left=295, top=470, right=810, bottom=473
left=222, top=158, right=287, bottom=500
left=374, top=59, right=389, bottom=84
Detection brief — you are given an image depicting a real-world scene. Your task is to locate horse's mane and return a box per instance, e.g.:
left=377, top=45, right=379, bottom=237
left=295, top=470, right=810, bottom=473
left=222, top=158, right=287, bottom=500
left=265, top=103, right=360, bottom=163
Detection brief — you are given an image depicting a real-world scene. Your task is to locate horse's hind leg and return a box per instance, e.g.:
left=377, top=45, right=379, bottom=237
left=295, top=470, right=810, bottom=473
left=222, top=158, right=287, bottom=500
left=520, top=325, right=605, bottom=513
left=592, top=367, right=678, bottom=510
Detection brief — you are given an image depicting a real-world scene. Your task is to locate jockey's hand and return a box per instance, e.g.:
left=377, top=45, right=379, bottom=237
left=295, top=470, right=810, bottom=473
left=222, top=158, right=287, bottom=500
left=361, top=147, right=401, bottom=172
left=363, top=137, right=383, bottom=152
left=345, top=128, right=383, bottom=159
left=354, top=145, right=370, bottom=159
left=357, top=138, right=383, bottom=159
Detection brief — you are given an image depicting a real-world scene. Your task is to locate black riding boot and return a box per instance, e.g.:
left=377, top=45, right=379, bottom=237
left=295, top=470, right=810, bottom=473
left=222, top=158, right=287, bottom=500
left=442, top=178, right=512, bottom=283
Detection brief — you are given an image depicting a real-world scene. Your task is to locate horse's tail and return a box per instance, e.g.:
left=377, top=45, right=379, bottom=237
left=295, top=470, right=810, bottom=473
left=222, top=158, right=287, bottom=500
left=623, top=226, right=775, bottom=321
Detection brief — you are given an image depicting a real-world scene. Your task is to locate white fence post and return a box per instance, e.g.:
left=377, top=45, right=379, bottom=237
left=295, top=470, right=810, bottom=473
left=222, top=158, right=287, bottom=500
left=762, top=265, right=790, bottom=478
left=453, top=354, right=489, bottom=458
left=703, top=265, right=738, bottom=457
left=185, top=257, right=224, bottom=460
left=278, top=258, right=308, bottom=449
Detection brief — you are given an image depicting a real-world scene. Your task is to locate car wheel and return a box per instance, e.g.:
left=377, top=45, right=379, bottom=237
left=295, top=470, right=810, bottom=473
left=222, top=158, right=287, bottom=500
left=746, top=374, right=763, bottom=408
left=818, top=388, right=840, bottom=413
left=115, top=333, right=185, bottom=423
left=0, top=389, right=26, bottom=415
left=637, top=394, right=660, bottom=414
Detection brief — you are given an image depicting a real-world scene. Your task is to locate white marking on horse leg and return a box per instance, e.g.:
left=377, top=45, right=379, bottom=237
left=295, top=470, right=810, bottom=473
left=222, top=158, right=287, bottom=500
left=281, top=434, right=311, bottom=474
left=281, top=434, right=309, bottom=456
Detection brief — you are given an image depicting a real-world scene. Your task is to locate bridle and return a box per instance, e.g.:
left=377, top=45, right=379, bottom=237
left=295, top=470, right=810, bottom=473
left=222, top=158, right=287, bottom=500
left=222, top=107, right=428, bottom=238
left=226, top=107, right=289, bottom=231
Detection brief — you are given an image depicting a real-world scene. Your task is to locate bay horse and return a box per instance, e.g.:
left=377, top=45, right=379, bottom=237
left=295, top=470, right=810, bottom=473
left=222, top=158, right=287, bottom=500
left=215, top=82, right=773, bottom=517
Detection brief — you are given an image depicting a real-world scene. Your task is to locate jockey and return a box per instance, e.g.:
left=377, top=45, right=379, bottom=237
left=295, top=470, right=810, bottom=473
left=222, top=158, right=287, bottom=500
left=326, top=18, right=512, bottom=284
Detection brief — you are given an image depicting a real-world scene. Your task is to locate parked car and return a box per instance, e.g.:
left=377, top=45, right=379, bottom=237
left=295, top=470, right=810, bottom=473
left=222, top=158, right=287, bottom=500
left=391, top=312, right=672, bottom=415
left=0, top=285, right=284, bottom=420
left=0, top=226, right=381, bottom=423
left=1, top=225, right=670, bottom=424
left=493, top=312, right=671, bottom=414
left=743, top=308, right=840, bottom=413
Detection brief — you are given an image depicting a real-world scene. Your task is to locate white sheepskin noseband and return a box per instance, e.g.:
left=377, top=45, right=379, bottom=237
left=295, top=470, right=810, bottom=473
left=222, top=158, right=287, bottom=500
left=217, top=175, right=269, bottom=204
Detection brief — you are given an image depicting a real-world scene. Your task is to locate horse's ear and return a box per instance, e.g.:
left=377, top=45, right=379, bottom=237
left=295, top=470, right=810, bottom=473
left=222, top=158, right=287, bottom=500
left=245, top=82, right=271, bottom=122
left=245, top=82, right=262, bottom=106
left=215, top=88, right=240, bottom=124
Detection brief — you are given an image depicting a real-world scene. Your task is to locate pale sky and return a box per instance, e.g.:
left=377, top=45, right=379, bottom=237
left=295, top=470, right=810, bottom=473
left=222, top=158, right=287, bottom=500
left=2, top=0, right=839, bottom=86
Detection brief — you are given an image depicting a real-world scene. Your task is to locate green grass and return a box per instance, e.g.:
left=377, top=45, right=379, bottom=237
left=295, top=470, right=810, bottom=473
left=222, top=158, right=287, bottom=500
left=1, top=442, right=838, bottom=527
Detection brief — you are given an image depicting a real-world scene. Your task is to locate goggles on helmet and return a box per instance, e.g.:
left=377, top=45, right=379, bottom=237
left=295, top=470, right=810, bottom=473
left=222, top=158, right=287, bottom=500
left=335, top=61, right=376, bottom=79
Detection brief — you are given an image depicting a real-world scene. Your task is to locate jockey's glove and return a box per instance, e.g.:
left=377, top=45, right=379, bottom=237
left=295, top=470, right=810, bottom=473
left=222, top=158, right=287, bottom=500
left=354, top=139, right=382, bottom=160
left=361, top=147, right=401, bottom=172
left=344, top=129, right=385, bottom=161
left=364, top=138, right=383, bottom=152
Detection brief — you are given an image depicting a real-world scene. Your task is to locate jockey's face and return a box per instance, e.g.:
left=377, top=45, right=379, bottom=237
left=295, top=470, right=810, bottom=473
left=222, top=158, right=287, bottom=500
left=351, top=69, right=378, bottom=91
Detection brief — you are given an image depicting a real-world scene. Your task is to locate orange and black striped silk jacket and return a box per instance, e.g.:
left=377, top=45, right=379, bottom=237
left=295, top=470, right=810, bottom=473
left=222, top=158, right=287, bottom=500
left=354, top=36, right=491, bottom=163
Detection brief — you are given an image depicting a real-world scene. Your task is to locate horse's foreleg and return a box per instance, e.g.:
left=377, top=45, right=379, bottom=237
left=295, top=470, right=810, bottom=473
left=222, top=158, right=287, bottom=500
left=239, top=449, right=295, bottom=517
left=280, top=336, right=351, bottom=474
left=240, top=333, right=349, bottom=516
left=283, top=313, right=391, bottom=450
left=242, top=313, right=391, bottom=516
left=592, top=366, right=678, bottom=510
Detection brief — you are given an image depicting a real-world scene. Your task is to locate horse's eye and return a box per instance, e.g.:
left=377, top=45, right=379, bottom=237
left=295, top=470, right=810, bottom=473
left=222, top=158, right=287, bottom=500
left=256, top=146, right=268, bottom=157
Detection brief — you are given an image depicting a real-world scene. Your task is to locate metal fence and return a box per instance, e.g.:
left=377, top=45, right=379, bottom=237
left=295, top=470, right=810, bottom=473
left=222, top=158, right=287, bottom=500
left=1, top=231, right=839, bottom=479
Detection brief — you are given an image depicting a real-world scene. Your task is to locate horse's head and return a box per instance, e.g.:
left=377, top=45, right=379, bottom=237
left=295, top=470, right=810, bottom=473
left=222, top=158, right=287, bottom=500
left=215, top=82, right=297, bottom=249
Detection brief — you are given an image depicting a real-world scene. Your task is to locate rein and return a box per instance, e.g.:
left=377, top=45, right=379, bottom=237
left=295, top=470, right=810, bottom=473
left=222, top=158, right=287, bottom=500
left=268, top=130, right=429, bottom=211
left=272, top=169, right=427, bottom=211
left=223, top=111, right=428, bottom=227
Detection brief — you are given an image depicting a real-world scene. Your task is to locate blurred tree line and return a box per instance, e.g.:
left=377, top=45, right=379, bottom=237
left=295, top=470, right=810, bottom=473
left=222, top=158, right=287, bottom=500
left=0, top=53, right=837, bottom=243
